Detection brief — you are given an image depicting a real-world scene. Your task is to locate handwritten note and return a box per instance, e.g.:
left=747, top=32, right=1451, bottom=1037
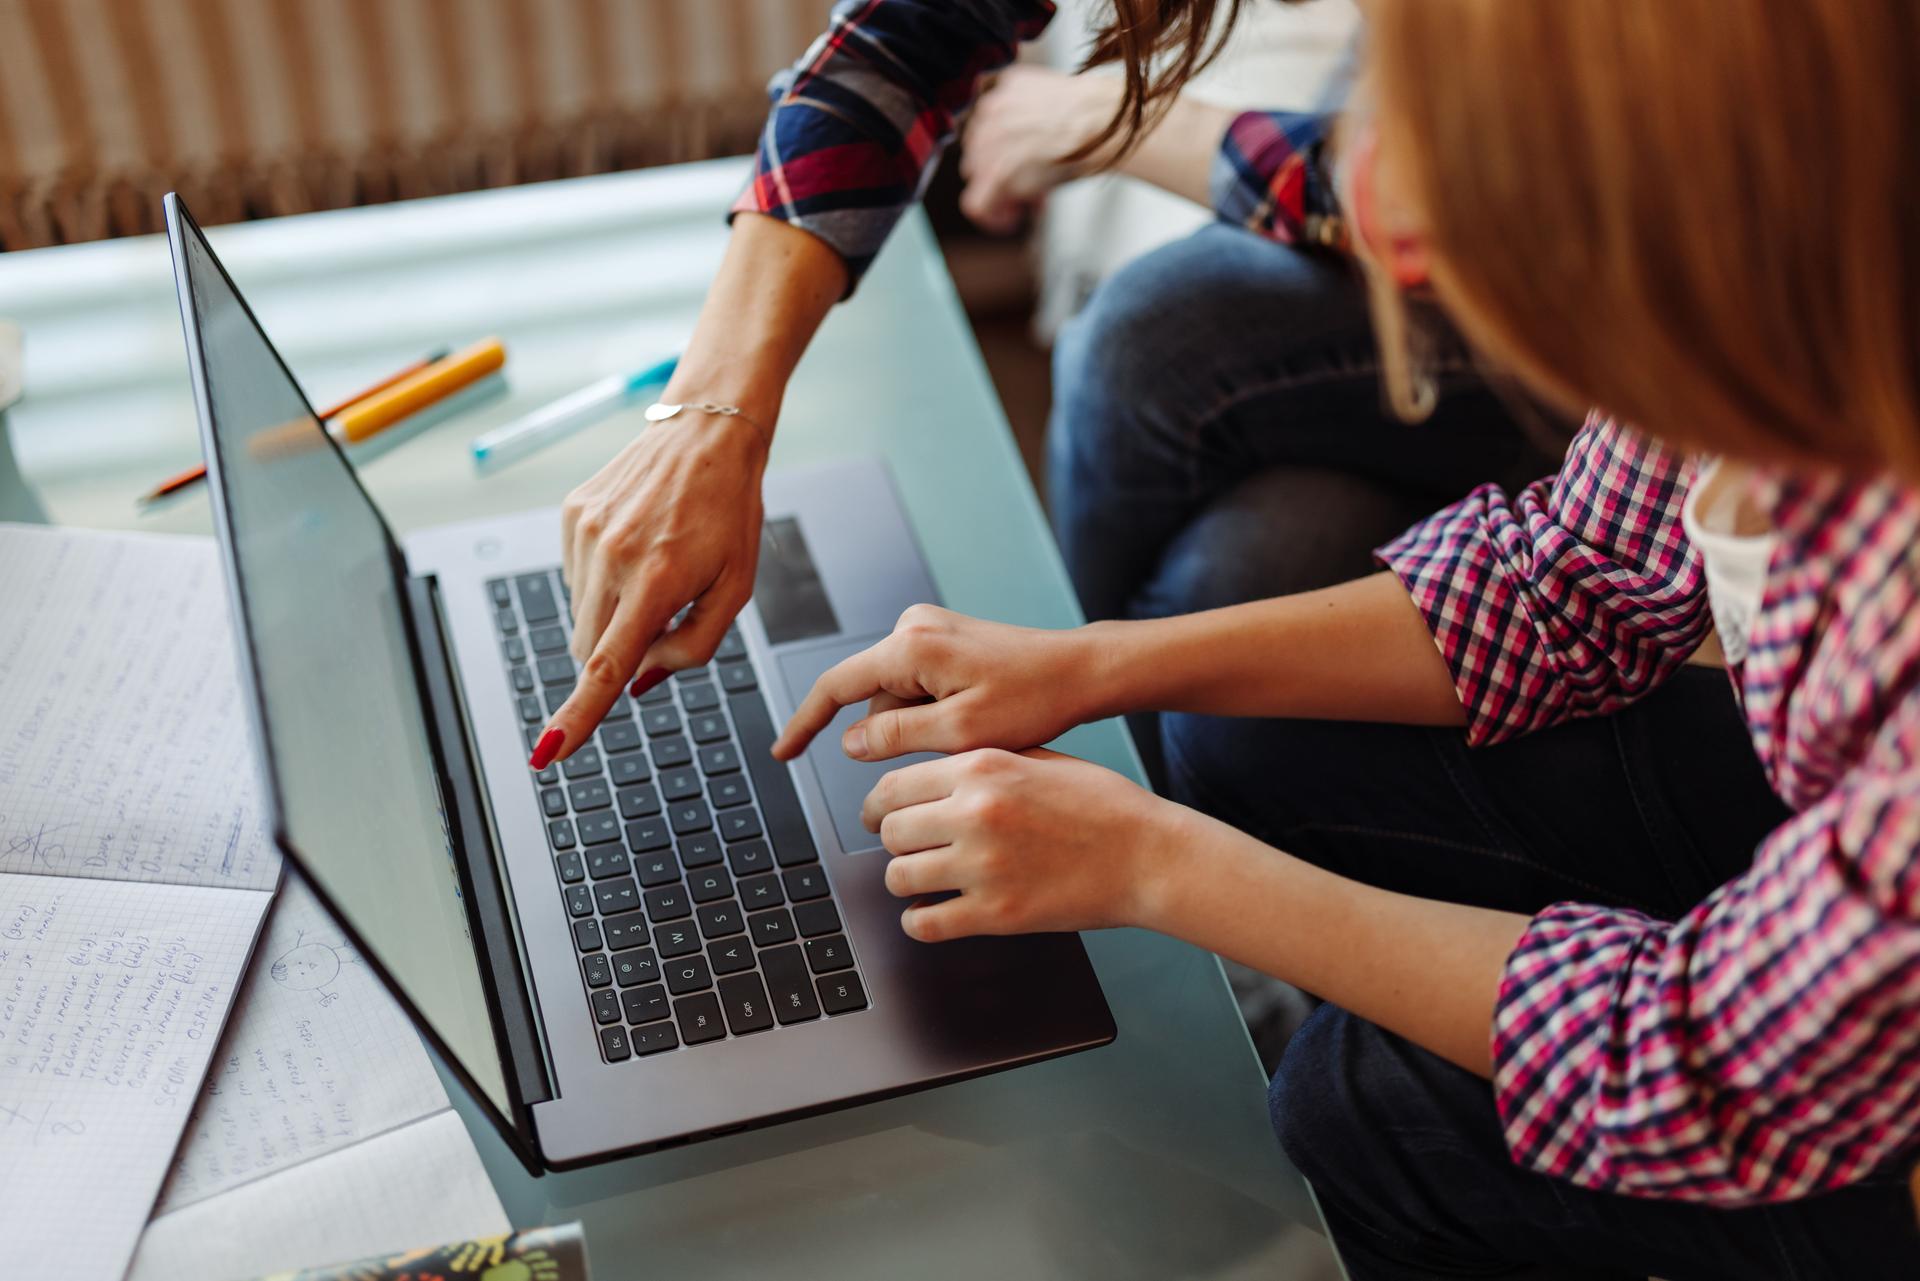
left=155, top=877, right=450, bottom=1212
left=0, top=873, right=269, bottom=1276
left=0, top=525, right=280, bottom=893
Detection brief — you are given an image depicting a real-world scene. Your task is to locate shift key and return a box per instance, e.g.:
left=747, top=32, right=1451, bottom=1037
left=759, top=944, right=820, bottom=1025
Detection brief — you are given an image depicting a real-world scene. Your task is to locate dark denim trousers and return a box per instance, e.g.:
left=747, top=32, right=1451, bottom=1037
left=1161, top=671, right=1920, bottom=1280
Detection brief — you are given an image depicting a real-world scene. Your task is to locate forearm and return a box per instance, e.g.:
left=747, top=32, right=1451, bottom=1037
left=1087, top=571, right=1466, bottom=726
left=661, top=212, right=848, bottom=428
left=1140, top=808, right=1528, bottom=1076
left=1111, top=95, right=1237, bottom=206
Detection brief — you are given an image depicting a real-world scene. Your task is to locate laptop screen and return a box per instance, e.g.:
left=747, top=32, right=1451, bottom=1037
left=170, top=205, right=510, bottom=1118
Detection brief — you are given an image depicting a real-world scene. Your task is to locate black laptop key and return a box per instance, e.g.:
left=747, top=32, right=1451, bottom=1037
left=644, top=884, right=690, bottom=922
left=783, top=865, right=829, bottom=901
left=689, top=869, right=733, bottom=906
left=496, top=609, right=519, bottom=636
left=516, top=572, right=560, bottom=623
left=719, top=809, right=763, bottom=843
left=806, top=934, right=855, bottom=974
left=565, top=884, right=595, bottom=918
left=653, top=922, right=700, bottom=958
left=678, top=832, right=723, bottom=868
left=599, top=1024, right=631, bottom=1062
left=622, top=982, right=670, bottom=1024
left=525, top=725, right=545, bottom=753
left=642, top=706, right=683, bottom=738
left=561, top=746, right=602, bottom=780
left=603, top=912, right=649, bottom=950
left=489, top=578, right=513, bottom=607
left=715, top=626, right=748, bottom=663
left=536, top=654, right=576, bottom=685
left=679, top=682, right=721, bottom=713
left=817, top=971, right=868, bottom=1015
left=669, top=799, right=712, bottom=836
left=674, top=665, right=711, bottom=684
left=675, top=992, right=727, bottom=1045
left=738, top=873, right=783, bottom=910
left=793, top=899, right=842, bottom=938
left=666, top=955, right=713, bottom=996
left=634, top=849, right=679, bottom=887
left=708, top=937, right=754, bottom=975
left=543, top=683, right=575, bottom=715
left=650, top=735, right=693, bottom=769
left=537, top=764, right=560, bottom=787
left=601, top=719, right=644, bottom=754
left=698, top=743, right=741, bottom=776
left=573, top=917, right=604, bottom=952
left=613, top=948, right=660, bottom=988
left=577, top=811, right=621, bottom=846
left=555, top=850, right=585, bottom=885
left=625, top=816, right=672, bottom=853
left=729, top=691, right=820, bottom=868
left=530, top=624, right=568, bottom=654
left=609, top=753, right=650, bottom=787
left=728, top=839, right=774, bottom=877
left=591, top=988, right=622, bottom=1025
left=511, top=665, right=535, bottom=693
left=636, top=677, right=674, bottom=706
left=632, top=1021, right=679, bottom=1055
left=504, top=636, right=527, bottom=663
left=760, top=945, right=821, bottom=1025
left=658, top=766, right=702, bottom=803
left=718, top=973, right=774, bottom=1035
left=697, top=899, right=743, bottom=938
left=569, top=779, right=611, bottom=812
left=518, top=694, right=542, bottom=723
left=540, top=786, right=567, bottom=818
left=689, top=712, right=729, bottom=744
left=718, top=662, right=758, bottom=695
left=709, top=776, right=750, bottom=809
left=585, top=846, right=631, bottom=880
left=617, top=783, right=662, bottom=820
left=750, top=907, right=797, bottom=947
left=547, top=818, right=576, bottom=850
left=594, top=878, right=640, bottom=915
left=582, top=953, right=613, bottom=988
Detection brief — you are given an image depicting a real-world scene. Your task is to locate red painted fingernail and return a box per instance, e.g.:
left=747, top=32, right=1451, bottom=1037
left=629, top=667, right=670, bottom=699
left=529, top=728, right=564, bottom=770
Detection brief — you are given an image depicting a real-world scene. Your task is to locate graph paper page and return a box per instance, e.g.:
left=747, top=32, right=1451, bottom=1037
left=0, top=524, right=281, bottom=894
left=0, top=873, right=269, bottom=1277
left=153, top=875, right=450, bottom=1212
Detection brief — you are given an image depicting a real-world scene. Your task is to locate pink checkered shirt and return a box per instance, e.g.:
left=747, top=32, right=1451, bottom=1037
left=1380, top=413, right=1920, bottom=1205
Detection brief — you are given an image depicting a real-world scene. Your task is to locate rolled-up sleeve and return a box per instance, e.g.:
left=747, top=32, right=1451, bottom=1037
left=1209, top=110, right=1345, bottom=250
left=733, top=0, right=1054, bottom=290
left=1376, top=414, right=1709, bottom=744
left=1493, top=772, right=1920, bottom=1203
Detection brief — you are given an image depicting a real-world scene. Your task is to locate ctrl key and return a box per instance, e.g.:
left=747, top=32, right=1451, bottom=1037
left=816, top=971, right=868, bottom=1015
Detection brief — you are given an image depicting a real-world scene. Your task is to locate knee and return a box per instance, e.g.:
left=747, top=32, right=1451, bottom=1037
left=1267, top=1004, right=1350, bottom=1188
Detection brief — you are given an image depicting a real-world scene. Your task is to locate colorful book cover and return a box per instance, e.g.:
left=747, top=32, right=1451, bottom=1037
left=253, top=1223, right=589, bottom=1281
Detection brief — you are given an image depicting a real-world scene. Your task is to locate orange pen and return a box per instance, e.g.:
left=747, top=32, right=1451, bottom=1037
left=331, top=338, right=506, bottom=444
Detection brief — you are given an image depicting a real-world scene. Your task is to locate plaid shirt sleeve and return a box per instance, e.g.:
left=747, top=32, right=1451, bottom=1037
left=1376, top=414, right=1711, bottom=745
left=1208, top=111, right=1347, bottom=251
left=1493, top=767, right=1920, bottom=1203
left=734, top=0, right=1054, bottom=290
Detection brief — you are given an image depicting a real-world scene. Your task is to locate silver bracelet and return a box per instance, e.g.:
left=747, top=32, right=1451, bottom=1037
left=643, top=400, right=771, bottom=446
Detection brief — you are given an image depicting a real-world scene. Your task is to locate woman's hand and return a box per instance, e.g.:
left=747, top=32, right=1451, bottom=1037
left=865, top=747, right=1190, bottom=940
left=959, top=66, right=1122, bottom=234
left=771, top=605, right=1113, bottom=763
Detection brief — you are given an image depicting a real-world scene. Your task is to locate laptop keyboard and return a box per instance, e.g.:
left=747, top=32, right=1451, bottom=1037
left=489, top=569, right=869, bottom=1064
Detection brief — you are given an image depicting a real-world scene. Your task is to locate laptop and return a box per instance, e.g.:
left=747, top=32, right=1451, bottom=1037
left=163, top=195, right=1115, bottom=1171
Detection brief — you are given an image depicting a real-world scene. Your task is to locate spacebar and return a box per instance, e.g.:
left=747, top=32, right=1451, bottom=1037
left=728, top=692, right=819, bottom=866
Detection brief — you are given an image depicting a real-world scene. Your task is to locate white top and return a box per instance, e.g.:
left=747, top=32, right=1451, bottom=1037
left=1682, top=459, right=1778, bottom=664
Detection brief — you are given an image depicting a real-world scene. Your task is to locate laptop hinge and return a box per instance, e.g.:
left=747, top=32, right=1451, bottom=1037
left=403, top=572, right=555, bottom=1121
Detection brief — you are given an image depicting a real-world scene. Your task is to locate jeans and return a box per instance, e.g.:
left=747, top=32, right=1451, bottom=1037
left=1161, top=670, right=1920, bottom=1280
left=1046, top=223, right=1556, bottom=784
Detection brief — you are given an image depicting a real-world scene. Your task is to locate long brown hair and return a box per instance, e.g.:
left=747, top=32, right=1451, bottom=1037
left=1363, top=0, right=1920, bottom=477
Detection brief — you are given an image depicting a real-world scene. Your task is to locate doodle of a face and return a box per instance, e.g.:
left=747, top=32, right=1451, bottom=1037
left=269, top=941, right=341, bottom=991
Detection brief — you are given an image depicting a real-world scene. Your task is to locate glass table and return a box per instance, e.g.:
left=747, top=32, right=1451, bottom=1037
left=0, top=158, right=1340, bottom=1280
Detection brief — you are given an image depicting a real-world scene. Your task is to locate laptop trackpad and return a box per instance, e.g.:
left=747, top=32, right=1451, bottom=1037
left=777, top=638, right=941, bottom=856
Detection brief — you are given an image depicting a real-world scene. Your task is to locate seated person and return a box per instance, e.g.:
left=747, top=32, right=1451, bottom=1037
left=764, top=1, right=1920, bottom=1277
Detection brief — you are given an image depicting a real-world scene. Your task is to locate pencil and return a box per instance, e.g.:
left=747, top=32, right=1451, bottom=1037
left=138, top=346, right=453, bottom=504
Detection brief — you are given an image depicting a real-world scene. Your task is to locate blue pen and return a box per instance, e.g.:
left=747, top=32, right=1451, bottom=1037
left=471, top=355, right=679, bottom=467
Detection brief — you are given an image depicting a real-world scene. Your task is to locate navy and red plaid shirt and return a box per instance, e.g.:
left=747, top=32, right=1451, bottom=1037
left=734, top=0, right=1339, bottom=287
left=1383, top=416, right=1920, bottom=1205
